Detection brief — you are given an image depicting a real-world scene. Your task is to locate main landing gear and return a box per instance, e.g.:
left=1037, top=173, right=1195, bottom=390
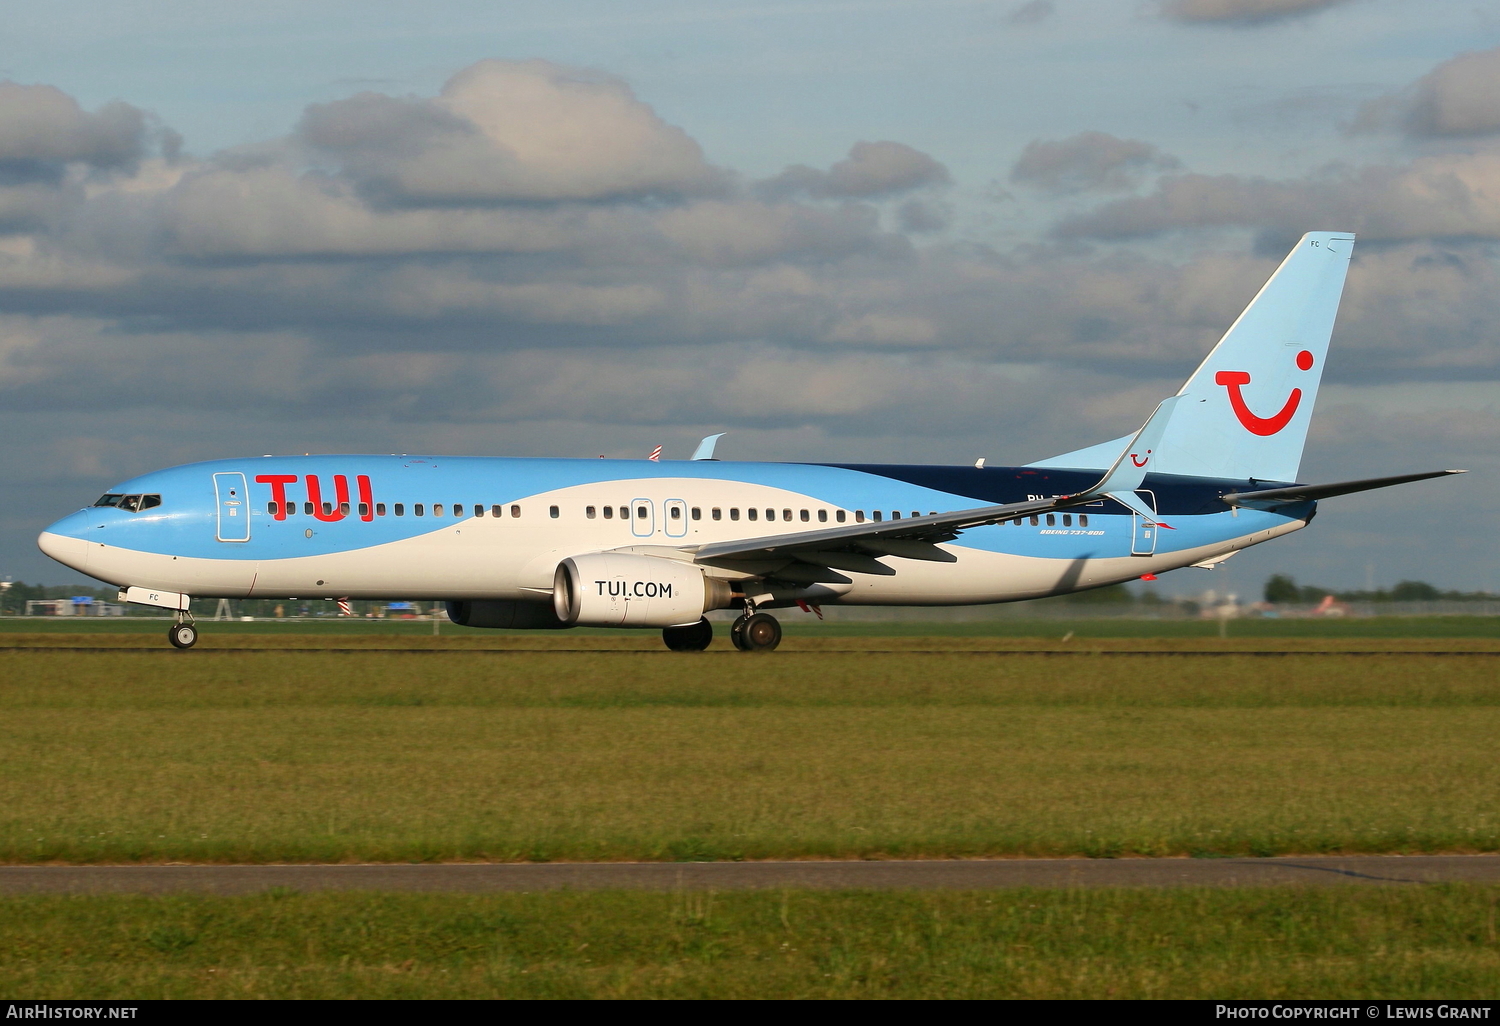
left=168, top=617, right=198, bottom=650
left=662, top=617, right=714, bottom=652
left=730, top=612, right=782, bottom=653
left=659, top=612, right=784, bottom=652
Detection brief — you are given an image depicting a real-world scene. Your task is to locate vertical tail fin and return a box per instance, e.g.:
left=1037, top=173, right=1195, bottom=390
left=1028, top=232, right=1354, bottom=482
left=1151, top=232, right=1354, bottom=482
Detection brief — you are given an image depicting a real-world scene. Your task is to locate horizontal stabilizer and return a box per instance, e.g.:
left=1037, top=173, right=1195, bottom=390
left=1222, top=469, right=1465, bottom=508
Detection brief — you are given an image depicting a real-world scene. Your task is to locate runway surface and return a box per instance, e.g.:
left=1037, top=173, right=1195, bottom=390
left=3, top=856, right=1499, bottom=894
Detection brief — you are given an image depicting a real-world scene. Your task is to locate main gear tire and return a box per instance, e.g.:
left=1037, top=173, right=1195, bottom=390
left=738, top=612, right=782, bottom=652
left=663, top=618, right=714, bottom=652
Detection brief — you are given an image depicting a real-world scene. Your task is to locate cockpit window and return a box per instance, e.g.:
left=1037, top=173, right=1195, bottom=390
left=94, top=493, right=161, bottom=512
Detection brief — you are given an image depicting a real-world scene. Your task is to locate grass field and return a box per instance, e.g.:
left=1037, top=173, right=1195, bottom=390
left=1, top=634, right=1496, bottom=863
left=4, top=887, right=1497, bottom=998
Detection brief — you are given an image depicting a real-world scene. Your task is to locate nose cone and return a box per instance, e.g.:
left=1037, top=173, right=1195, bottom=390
left=38, top=510, right=92, bottom=573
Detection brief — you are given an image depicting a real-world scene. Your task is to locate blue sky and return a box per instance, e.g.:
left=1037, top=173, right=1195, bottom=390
left=2, top=0, right=1499, bottom=597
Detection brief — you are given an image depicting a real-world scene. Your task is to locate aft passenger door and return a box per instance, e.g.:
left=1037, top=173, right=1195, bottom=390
left=1130, top=489, right=1157, bottom=557
left=213, top=472, right=251, bottom=542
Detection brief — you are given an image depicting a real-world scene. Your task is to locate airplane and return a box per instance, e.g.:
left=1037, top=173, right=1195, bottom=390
left=38, top=232, right=1463, bottom=650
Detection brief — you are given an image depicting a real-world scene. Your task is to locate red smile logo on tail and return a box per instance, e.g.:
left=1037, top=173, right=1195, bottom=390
left=1215, top=350, right=1314, bottom=436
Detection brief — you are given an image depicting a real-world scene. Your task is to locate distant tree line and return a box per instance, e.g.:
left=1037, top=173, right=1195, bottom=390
left=1263, top=575, right=1492, bottom=604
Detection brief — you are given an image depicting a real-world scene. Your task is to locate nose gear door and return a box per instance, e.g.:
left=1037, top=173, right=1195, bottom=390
left=214, top=472, right=251, bottom=542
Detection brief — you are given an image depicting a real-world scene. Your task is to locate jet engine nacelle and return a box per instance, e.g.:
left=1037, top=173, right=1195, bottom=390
left=553, top=553, right=731, bottom=628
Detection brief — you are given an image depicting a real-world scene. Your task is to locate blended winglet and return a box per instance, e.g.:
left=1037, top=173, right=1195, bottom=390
left=1077, top=396, right=1180, bottom=501
left=691, top=433, right=726, bottom=461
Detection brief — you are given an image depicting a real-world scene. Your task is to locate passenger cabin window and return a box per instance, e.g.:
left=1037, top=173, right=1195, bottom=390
left=855, top=511, right=865, bottom=523
left=766, top=509, right=775, bottom=522
left=912, top=512, right=920, bottom=519
left=339, top=502, right=350, bottom=515
left=1062, top=514, right=1072, bottom=527
left=890, top=511, right=900, bottom=520
left=358, top=503, right=370, bottom=517
left=433, top=504, right=443, bottom=517
left=669, top=506, right=681, bottom=520
left=730, top=508, right=740, bottom=521
left=691, top=507, right=701, bottom=521
left=305, top=502, right=314, bottom=515
left=415, top=504, right=425, bottom=516
left=376, top=503, right=386, bottom=516
left=872, top=511, right=883, bottom=522
left=747, top=508, right=758, bottom=521
left=586, top=506, right=597, bottom=519
left=267, top=501, right=277, bottom=515
left=322, top=502, right=333, bottom=516
left=1079, top=514, right=1089, bottom=528
left=1046, top=514, right=1055, bottom=526
left=1029, top=515, right=1038, bottom=526
left=491, top=505, right=503, bottom=518
left=394, top=504, right=405, bottom=516
left=783, top=509, right=792, bottom=522
left=835, top=510, right=845, bottom=523
left=712, top=508, right=721, bottom=520
left=816, top=510, right=825, bottom=522
left=474, top=505, right=484, bottom=517
left=635, top=506, right=647, bottom=520
left=550, top=505, right=560, bottom=519
left=511, top=505, right=521, bottom=518
left=603, top=506, right=613, bottom=519
left=285, top=501, right=296, bottom=516
left=450, top=504, right=460, bottom=517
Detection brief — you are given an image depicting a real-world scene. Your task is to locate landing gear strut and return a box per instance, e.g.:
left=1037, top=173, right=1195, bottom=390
left=730, top=612, right=781, bottom=652
left=662, top=617, right=714, bottom=652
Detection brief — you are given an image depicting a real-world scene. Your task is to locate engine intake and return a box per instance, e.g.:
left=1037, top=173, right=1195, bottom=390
left=553, top=553, right=732, bottom=628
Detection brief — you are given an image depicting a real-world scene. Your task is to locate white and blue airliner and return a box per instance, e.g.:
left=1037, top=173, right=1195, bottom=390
left=38, top=232, right=1461, bottom=650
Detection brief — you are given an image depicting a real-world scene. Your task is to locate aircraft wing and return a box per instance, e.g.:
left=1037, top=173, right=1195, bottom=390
left=1221, top=469, right=1465, bottom=508
left=690, top=397, right=1184, bottom=577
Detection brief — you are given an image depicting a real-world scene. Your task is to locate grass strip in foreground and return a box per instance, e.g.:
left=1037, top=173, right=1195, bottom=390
left=3, top=887, right=1498, bottom=998
left=2, top=649, right=1498, bottom=862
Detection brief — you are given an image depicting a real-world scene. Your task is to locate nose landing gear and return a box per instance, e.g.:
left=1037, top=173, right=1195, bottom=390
left=730, top=612, right=782, bottom=652
left=168, top=613, right=198, bottom=649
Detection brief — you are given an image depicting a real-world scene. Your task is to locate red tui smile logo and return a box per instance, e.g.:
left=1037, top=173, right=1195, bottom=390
left=1215, top=350, right=1314, bottom=436
left=1130, top=449, right=1151, bottom=468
